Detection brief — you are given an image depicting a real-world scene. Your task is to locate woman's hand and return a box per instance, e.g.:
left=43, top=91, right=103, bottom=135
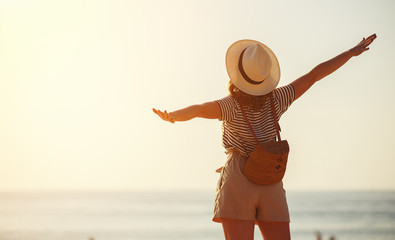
left=291, top=33, right=377, bottom=100
left=153, top=102, right=220, bottom=123
left=152, top=108, right=175, bottom=123
left=349, top=34, right=377, bottom=57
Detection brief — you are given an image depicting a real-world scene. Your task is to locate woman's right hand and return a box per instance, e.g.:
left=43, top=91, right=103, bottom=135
left=291, top=33, right=377, bottom=101
left=152, top=108, right=175, bottom=123
left=349, top=34, right=377, bottom=57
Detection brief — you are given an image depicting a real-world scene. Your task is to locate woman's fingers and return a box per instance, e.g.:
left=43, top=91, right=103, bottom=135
left=153, top=108, right=164, bottom=119
left=350, top=34, right=377, bottom=56
left=358, top=34, right=376, bottom=46
left=157, top=110, right=165, bottom=119
left=363, top=34, right=377, bottom=46
left=367, top=33, right=377, bottom=40
left=153, top=108, right=174, bottom=123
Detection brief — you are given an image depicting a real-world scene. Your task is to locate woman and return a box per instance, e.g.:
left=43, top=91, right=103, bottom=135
left=153, top=34, right=376, bottom=240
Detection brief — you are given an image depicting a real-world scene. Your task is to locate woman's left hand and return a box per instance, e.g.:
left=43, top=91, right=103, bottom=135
left=152, top=108, right=175, bottom=123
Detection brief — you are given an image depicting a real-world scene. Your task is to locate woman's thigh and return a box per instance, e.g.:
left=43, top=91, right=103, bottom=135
left=221, top=218, right=255, bottom=240
left=257, top=221, right=291, bottom=240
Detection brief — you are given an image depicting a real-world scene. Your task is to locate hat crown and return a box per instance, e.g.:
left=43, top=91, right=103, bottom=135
left=242, top=44, right=272, bottom=83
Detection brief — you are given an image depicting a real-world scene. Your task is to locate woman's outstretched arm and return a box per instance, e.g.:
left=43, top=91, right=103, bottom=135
left=291, top=34, right=377, bottom=100
left=153, top=101, right=220, bottom=123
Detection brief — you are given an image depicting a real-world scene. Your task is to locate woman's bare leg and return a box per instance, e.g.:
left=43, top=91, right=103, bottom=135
left=257, top=221, right=291, bottom=240
left=221, top=218, right=255, bottom=240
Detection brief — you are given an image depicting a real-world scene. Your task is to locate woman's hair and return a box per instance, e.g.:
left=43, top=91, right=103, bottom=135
left=228, top=81, right=271, bottom=109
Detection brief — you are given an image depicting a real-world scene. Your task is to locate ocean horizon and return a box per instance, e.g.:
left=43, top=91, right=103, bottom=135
left=0, top=190, right=394, bottom=240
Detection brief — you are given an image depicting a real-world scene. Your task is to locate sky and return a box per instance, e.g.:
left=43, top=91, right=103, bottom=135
left=1, top=0, right=394, bottom=192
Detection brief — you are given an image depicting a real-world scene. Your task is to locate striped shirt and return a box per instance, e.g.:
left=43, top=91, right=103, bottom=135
left=216, top=84, right=295, bottom=157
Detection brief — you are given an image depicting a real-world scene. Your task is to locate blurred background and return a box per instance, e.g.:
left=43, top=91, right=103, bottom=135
left=1, top=0, right=394, bottom=192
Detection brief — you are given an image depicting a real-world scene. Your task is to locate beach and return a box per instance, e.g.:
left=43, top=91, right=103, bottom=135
left=0, top=190, right=394, bottom=240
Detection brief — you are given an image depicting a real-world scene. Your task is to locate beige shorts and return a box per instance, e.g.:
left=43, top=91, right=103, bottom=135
left=213, top=148, right=290, bottom=223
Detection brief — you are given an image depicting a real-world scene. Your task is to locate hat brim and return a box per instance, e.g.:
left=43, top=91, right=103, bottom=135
left=226, top=39, right=280, bottom=96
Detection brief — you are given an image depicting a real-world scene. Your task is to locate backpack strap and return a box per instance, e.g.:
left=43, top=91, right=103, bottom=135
left=239, top=94, right=282, bottom=143
left=269, top=95, right=282, bottom=141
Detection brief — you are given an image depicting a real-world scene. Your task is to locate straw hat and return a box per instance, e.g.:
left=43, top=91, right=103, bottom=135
left=226, top=39, right=280, bottom=96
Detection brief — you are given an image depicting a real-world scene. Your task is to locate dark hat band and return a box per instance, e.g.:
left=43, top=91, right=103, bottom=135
left=238, top=48, right=265, bottom=85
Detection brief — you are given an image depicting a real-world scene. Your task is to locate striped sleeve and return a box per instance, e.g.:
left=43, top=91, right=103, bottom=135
left=273, top=84, right=295, bottom=115
left=216, top=96, right=237, bottom=122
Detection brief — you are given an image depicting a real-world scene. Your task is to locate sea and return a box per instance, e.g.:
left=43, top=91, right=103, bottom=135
left=0, top=191, right=394, bottom=240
